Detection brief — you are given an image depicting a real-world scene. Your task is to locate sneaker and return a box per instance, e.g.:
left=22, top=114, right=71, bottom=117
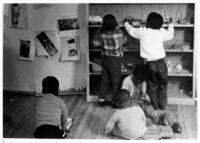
left=98, top=100, right=113, bottom=107
left=172, top=122, right=182, bottom=133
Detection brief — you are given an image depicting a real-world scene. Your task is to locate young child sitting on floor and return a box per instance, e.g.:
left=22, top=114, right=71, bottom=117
left=121, top=65, right=182, bottom=133
left=104, top=89, right=148, bottom=139
left=34, top=76, right=72, bottom=138
left=105, top=89, right=174, bottom=139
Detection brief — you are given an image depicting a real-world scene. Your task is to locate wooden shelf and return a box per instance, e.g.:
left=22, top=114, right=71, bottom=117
left=167, top=88, right=194, bottom=105
left=87, top=88, right=195, bottom=105
left=168, top=72, right=193, bottom=77
left=165, top=49, right=193, bottom=52
left=90, top=48, right=193, bottom=53
left=89, top=23, right=194, bottom=28
left=90, top=71, right=192, bottom=77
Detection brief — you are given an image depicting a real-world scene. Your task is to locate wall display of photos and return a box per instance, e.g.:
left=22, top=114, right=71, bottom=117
left=60, top=36, right=80, bottom=61
left=18, top=37, right=35, bottom=61
left=57, top=15, right=79, bottom=36
left=36, top=31, right=58, bottom=58
left=7, top=4, right=27, bottom=29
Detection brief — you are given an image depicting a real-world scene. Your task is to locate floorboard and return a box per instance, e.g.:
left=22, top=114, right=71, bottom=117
left=3, top=93, right=197, bottom=139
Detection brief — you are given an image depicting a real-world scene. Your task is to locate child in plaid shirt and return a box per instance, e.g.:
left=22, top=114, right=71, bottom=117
left=95, top=14, right=126, bottom=107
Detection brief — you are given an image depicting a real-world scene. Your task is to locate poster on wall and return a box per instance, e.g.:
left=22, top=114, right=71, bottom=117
left=18, top=37, right=35, bottom=61
left=35, top=31, right=56, bottom=57
left=60, top=36, right=80, bottom=61
left=36, top=31, right=58, bottom=57
left=7, top=4, right=27, bottom=29
left=57, top=16, right=79, bottom=35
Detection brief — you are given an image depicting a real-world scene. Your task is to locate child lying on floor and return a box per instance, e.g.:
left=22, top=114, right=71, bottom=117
left=121, top=65, right=182, bottom=133
left=104, top=89, right=173, bottom=139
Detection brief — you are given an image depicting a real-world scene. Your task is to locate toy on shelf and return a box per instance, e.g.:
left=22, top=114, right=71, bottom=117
left=90, top=61, right=102, bottom=72
left=89, top=15, right=103, bottom=24
left=174, top=64, right=183, bottom=73
left=177, top=18, right=191, bottom=24
left=163, top=17, right=173, bottom=24
left=166, top=60, right=173, bottom=72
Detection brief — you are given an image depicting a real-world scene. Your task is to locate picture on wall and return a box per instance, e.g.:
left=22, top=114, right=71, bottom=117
left=57, top=16, right=79, bottom=35
left=60, top=36, right=80, bottom=61
left=36, top=31, right=56, bottom=57
left=18, top=37, right=34, bottom=61
left=7, top=4, right=27, bottom=29
left=36, top=31, right=58, bottom=57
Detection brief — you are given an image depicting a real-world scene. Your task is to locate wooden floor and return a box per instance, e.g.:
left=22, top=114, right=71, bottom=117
left=3, top=92, right=197, bottom=139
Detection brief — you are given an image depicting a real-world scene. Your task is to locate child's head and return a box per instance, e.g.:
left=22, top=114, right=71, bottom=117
left=116, top=89, right=133, bottom=108
left=102, top=14, right=118, bottom=31
left=133, top=65, right=147, bottom=84
left=146, top=12, right=163, bottom=29
left=42, top=76, right=59, bottom=96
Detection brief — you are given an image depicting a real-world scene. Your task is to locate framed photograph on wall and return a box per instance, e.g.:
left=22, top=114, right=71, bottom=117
left=57, top=16, right=79, bottom=35
left=7, top=4, right=27, bottom=29
left=36, top=31, right=56, bottom=57
left=60, top=36, right=80, bottom=61
left=36, top=31, right=58, bottom=57
left=18, top=37, right=34, bottom=61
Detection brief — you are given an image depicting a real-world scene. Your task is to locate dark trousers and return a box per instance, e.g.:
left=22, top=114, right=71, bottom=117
left=34, top=124, right=63, bottom=138
left=99, top=55, right=122, bottom=102
left=146, top=59, right=168, bottom=110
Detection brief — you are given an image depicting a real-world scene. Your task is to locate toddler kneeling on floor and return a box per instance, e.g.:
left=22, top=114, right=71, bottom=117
left=104, top=89, right=173, bottom=139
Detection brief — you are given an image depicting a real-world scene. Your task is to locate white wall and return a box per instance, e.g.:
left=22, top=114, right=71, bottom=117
left=3, top=4, right=88, bottom=93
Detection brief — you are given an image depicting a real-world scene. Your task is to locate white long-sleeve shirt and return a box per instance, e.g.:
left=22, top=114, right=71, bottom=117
left=124, top=22, right=174, bottom=61
left=105, top=106, right=148, bottom=139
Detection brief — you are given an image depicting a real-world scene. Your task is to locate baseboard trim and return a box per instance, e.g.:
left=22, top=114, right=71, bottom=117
left=3, top=90, right=35, bottom=95
left=4, top=90, right=86, bottom=96
left=87, top=95, right=99, bottom=102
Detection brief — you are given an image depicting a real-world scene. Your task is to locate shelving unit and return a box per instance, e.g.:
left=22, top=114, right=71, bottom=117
left=87, top=3, right=196, bottom=105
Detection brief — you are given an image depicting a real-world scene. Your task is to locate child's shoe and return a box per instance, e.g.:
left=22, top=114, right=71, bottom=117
left=98, top=100, right=112, bottom=107
left=172, top=122, right=182, bottom=133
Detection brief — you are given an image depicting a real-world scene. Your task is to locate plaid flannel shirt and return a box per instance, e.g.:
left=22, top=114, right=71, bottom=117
left=95, top=27, right=125, bottom=57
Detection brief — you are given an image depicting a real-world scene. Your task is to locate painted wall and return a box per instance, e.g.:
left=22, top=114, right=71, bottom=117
left=3, top=4, right=88, bottom=93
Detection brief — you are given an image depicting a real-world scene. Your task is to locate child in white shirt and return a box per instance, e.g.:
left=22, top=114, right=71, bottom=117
left=105, top=89, right=148, bottom=139
left=124, top=12, right=174, bottom=110
left=104, top=89, right=174, bottom=139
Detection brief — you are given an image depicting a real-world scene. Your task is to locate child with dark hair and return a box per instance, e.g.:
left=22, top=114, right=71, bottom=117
left=94, top=14, right=126, bottom=107
left=124, top=12, right=174, bottom=110
left=121, top=65, right=182, bottom=134
left=105, top=89, right=174, bottom=140
left=34, top=76, right=69, bottom=138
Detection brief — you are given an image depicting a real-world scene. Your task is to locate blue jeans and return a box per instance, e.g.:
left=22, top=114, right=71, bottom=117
left=99, top=55, right=122, bottom=102
left=146, top=59, right=168, bottom=110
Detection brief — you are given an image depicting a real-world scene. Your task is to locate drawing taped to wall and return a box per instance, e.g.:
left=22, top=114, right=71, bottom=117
left=7, top=4, right=27, bottom=29
left=36, top=31, right=58, bottom=57
left=60, top=36, right=80, bottom=61
left=19, top=37, right=34, bottom=61
left=36, top=31, right=56, bottom=57
left=57, top=16, right=79, bottom=35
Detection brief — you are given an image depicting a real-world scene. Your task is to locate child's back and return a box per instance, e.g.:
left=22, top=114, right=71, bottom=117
left=111, top=105, right=148, bottom=139
left=105, top=89, right=147, bottom=139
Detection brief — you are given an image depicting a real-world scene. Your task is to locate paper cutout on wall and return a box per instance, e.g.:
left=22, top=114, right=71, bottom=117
left=60, top=36, right=80, bottom=61
left=36, top=31, right=58, bottom=57
left=18, top=37, right=35, bottom=61
left=57, top=16, right=79, bottom=36
left=7, top=4, right=27, bottom=29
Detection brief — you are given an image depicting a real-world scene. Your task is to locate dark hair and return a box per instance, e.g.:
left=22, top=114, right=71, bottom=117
left=116, top=89, right=132, bottom=108
left=133, top=65, right=148, bottom=84
left=42, top=76, right=59, bottom=96
left=146, top=12, right=163, bottom=29
left=102, top=14, right=118, bottom=31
